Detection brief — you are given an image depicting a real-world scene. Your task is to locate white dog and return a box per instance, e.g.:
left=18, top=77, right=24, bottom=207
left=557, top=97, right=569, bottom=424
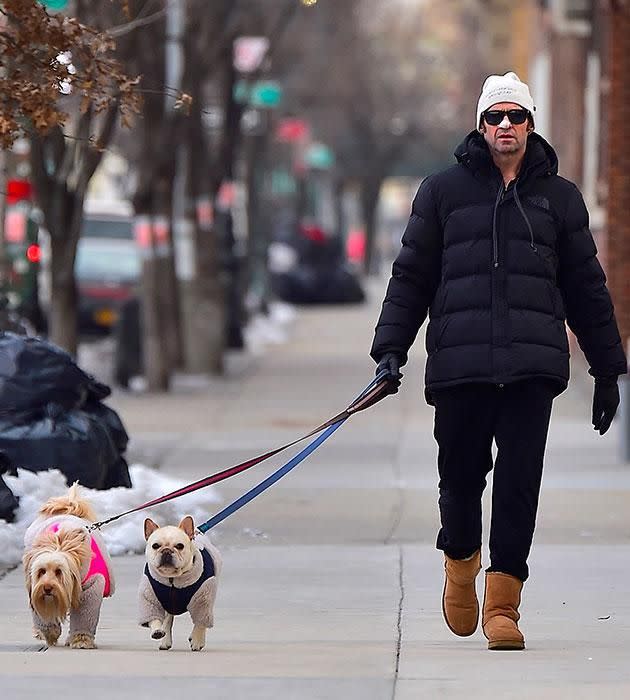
left=23, top=484, right=115, bottom=649
left=138, top=516, right=221, bottom=651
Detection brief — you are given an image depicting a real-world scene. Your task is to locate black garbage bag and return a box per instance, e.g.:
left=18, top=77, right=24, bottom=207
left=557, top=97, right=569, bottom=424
left=0, top=475, right=18, bottom=523
left=0, top=405, right=124, bottom=490
left=0, top=451, right=18, bottom=523
left=84, top=399, right=129, bottom=454
left=0, top=332, right=109, bottom=420
left=0, top=333, right=131, bottom=489
left=272, top=263, right=365, bottom=305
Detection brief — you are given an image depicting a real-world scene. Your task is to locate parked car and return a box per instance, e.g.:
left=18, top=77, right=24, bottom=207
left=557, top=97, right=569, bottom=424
left=75, top=233, right=140, bottom=336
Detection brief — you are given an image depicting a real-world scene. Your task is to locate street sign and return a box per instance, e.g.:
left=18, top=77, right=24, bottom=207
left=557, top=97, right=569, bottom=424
left=305, top=142, right=335, bottom=170
left=250, top=81, right=282, bottom=108
left=39, top=0, right=69, bottom=10
left=235, top=80, right=283, bottom=108
left=233, top=37, right=269, bottom=73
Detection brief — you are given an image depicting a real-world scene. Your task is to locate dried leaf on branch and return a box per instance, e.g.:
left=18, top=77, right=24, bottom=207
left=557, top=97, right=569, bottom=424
left=0, top=0, right=140, bottom=148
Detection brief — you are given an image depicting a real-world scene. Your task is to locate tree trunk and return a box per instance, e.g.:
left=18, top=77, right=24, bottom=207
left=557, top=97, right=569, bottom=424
left=47, top=188, right=83, bottom=355
left=155, top=172, right=183, bottom=371
left=184, top=72, right=225, bottom=375
left=135, top=210, right=170, bottom=392
left=360, top=174, right=384, bottom=276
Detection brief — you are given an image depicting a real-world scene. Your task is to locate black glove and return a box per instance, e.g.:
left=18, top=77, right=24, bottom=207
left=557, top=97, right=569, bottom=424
left=592, top=376, right=620, bottom=435
left=376, top=353, right=403, bottom=394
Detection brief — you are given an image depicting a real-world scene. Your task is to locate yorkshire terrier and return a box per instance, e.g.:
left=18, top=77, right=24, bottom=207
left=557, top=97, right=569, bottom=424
left=22, top=483, right=115, bottom=649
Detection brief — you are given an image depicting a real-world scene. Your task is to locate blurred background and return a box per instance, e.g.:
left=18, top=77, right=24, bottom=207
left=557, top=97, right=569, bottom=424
left=1, top=0, right=628, bottom=394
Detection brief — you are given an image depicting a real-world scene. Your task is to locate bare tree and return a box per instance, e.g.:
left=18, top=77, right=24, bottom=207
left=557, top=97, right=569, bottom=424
left=1, top=0, right=138, bottom=351
left=275, top=0, right=477, bottom=273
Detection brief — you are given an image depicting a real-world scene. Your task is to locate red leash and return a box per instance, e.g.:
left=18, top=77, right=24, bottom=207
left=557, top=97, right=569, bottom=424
left=89, top=374, right=391, bottom=531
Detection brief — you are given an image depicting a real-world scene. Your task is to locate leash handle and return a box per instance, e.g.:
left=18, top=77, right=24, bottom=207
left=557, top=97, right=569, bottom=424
left=89, top=372, right=390, bottom=531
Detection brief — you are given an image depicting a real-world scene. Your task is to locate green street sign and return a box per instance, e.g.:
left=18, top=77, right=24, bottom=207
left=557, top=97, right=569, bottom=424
left=234, top=80, right=282, bottom=108
left=40, top=0, right=69, bottom=9
left=305, top=142, right=335, bottom=170
left=250, top=81, right=282, bottom=108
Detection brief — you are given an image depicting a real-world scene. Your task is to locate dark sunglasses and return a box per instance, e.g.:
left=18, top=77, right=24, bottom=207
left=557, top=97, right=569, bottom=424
left=483, top=108, right=530, bottom=126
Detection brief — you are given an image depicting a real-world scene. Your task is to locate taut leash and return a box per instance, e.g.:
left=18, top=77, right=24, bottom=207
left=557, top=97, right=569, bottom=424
left=89, top=372, right=391, bottom=532
left=196, top=373, right=388, bottom=533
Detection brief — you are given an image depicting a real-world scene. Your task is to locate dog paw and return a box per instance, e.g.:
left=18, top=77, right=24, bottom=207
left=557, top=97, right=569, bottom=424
left=151, top=629, right=166, bottom=640
left=41, top=623, right=61, bottom=647
left=159, top=640, right=172, bottom=650
left=69, top=633, right=96, bottom=649
left=188, top=637, right=205, bottom=652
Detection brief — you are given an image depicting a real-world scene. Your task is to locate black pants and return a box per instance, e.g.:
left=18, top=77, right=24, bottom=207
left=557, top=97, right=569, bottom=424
left=432, top=380, right=556, bottom=582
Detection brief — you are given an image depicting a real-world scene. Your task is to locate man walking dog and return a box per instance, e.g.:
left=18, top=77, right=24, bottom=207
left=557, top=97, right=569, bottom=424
left=371, top=72, right=627, bottom=650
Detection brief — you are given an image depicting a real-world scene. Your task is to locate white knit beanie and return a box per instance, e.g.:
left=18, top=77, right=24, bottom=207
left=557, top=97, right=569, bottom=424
left=476, top=71, right=535, bottom=129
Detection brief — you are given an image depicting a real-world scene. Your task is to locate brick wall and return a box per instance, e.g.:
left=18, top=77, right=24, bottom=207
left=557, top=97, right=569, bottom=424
left=607, top=6, right=630, bottom=357
left=551, top=34, right=588, bottom=188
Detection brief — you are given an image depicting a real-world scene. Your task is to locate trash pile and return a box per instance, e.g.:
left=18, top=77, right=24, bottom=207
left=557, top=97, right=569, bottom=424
left=0, top=333, right=131, bottom=522
left=270, top=221, right=365, bottom=305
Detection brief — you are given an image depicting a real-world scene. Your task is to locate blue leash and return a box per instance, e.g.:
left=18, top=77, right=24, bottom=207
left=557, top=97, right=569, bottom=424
left=196, top=373, right=388, bottom=534
left=196, top=421, right=344, bottom=533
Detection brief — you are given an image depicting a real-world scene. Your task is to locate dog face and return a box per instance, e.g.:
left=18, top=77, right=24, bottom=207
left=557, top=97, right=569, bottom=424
left=144, top=516, right=196, bottom=579
left=24, top=529, right=88, bottom=622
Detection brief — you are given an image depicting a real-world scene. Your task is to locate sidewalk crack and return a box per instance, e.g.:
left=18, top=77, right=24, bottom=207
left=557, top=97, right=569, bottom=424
left=391, top=544, right=404, bottom=700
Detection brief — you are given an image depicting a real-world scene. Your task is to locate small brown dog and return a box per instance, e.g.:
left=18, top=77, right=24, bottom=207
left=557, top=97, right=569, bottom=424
left=138, top=516, right=221, bottom=651
left=23, top=484, right=115, bottom=649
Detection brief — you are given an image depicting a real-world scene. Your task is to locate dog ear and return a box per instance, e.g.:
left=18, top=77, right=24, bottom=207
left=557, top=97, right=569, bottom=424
left=144, top=518, right=160, bottom=540
left=70, top=564, right=83, bottom=609
left=22, top=550, right=34, bottom=598
left=178, top=516, right=195, bottom=539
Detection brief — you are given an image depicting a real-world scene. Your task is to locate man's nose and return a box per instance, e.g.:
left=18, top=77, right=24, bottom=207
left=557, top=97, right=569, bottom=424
left=499, top=115, right=511, bottom=129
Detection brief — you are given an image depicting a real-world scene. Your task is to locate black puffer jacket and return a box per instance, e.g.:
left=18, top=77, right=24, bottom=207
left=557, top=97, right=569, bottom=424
left=371, top=131, right=627, bottom=397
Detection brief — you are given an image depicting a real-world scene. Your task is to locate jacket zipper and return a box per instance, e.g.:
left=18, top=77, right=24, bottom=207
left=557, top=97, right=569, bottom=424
left=492, top=182, right=506, bottom=268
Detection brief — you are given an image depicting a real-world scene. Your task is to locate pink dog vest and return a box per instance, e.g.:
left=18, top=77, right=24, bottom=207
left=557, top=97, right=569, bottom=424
left=50, top=524, right=112, bottom=597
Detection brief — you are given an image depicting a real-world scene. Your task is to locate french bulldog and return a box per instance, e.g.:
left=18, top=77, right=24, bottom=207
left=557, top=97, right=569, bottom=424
left=138, top=515, right=221, bottom=651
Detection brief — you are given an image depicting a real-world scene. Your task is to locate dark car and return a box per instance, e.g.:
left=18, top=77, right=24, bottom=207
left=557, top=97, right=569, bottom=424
left=75, top=235, right=140, bottom=336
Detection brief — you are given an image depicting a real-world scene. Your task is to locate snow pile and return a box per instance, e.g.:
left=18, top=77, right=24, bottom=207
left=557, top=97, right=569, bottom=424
left=244, top=301, right=297, bottom=355
left=0, top=465, right=222, bottom=569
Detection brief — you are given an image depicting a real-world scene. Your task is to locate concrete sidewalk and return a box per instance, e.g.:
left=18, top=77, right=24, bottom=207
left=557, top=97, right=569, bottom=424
left=1, top=278, right=629, bottom=699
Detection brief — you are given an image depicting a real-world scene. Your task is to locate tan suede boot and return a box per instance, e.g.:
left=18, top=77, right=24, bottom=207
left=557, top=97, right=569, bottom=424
left=482, top=572, right=525, bottom=650
left=442, top=550, right=481, bottom=637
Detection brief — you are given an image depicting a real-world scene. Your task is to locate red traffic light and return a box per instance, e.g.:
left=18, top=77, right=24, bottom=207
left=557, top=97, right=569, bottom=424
left=7, top=179, right=32, bottom=205
left=26, top=244, right=41, bottom=263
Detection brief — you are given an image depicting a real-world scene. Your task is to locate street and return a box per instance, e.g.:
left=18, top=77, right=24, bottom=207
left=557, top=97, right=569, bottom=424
left=0, top=278, right=629, bottom=699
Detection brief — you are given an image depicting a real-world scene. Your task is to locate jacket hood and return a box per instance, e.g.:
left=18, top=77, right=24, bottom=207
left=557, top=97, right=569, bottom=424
left=454, top=130, right=558, bottom=180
